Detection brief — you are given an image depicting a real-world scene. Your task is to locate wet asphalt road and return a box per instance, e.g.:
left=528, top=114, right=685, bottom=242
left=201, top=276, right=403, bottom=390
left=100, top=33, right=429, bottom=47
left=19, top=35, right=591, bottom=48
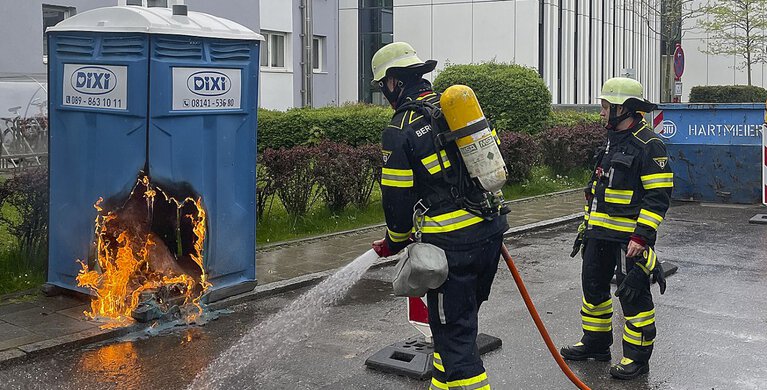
left=1, top=202, right=766, bottom=389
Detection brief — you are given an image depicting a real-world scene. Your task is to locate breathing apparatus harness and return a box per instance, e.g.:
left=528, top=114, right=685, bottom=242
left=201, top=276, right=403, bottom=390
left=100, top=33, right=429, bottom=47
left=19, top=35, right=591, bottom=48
left=394, top=99, right=510, bottom=221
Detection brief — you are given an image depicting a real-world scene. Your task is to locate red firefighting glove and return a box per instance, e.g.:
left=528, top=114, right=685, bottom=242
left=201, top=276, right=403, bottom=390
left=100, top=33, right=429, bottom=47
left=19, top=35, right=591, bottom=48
left=372, top=238, right=393, bottom=258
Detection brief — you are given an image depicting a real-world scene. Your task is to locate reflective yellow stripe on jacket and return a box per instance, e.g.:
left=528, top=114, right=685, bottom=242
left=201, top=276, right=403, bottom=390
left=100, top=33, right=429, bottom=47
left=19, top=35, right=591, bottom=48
left=381, top=168, right=414, bottom=188
left=637, top=208, right=663, bottom=230
left=387, top=228, right=411, bottom=243
left=587, top=212, right=637, bottom=233
left=604, top=188, right=633, bottom=204
left=422, top=209, right=484, bottom=234
left=641, top=173, right=674, bottom=189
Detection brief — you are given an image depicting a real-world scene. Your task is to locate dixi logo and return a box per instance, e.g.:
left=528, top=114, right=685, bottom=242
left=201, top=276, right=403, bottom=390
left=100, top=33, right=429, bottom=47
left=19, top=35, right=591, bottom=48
left=71, top=66, right=117, bottom=95
left=187, top=71, right=231, bottom=96
left=659, top=120, right=677, bottom=139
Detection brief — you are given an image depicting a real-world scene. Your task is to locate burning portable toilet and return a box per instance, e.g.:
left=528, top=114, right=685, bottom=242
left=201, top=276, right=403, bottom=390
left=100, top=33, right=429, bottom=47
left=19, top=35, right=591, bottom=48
left=45, top=4, right=262, bottom=321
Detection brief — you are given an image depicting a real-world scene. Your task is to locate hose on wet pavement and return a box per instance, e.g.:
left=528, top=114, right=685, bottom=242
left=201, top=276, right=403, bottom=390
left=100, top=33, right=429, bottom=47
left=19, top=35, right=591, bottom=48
left=501, top=244, right=592, bottom=390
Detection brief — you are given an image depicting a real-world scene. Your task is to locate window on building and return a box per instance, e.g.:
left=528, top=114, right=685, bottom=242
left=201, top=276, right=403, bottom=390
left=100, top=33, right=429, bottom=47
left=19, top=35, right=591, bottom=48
left=259, top=31, right=288, bottom=70
left=313, top=36, right=325, bottom=72
left=42, top=4, right=76, bottom=62
left=359, top=0, right=393, bottom=104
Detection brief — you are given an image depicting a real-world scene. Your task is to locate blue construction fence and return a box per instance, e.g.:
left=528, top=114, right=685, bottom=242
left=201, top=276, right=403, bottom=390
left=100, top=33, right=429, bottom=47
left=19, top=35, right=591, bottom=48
left=649, top=103, right=766, bottom=204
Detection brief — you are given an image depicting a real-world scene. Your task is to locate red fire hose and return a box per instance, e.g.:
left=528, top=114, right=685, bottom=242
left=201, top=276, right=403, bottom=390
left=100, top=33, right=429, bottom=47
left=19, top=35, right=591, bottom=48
left=501, top=244, right=591, bottom=390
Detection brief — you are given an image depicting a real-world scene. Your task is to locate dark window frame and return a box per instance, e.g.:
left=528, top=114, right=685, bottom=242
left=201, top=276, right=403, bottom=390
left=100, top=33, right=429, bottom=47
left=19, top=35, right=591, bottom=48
left=42, top=4, right=76, bottom=62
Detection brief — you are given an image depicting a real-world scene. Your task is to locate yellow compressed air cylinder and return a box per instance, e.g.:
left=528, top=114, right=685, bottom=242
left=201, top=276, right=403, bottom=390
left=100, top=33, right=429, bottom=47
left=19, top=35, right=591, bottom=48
left=440, top=85, right=508, bottom=192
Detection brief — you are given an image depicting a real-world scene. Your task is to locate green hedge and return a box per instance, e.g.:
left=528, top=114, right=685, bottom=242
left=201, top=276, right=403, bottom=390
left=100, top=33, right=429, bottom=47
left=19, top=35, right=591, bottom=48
left=545, top=110, right=601, bottom=129
left=433, top=62, right=552, bottom=134
left=257, top=104, right=392, bottom=151
left=689, top=85, right=767, bottom=103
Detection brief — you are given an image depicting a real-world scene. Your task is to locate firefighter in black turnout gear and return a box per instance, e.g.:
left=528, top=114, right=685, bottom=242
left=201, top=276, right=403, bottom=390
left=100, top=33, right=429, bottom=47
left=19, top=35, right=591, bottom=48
left=370, top=42, right=508, bottom=390
left=560, top=77, right=672, bottom=380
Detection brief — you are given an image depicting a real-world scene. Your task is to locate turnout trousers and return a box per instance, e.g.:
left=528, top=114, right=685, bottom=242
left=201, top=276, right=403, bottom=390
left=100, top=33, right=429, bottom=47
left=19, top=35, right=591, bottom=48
left=580, top=238, right=656, bottom=363
left=425, top=234, right=503, bottom=390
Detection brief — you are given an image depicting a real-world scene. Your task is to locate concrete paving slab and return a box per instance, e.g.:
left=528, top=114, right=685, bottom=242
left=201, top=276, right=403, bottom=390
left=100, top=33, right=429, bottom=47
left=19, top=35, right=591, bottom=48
left=0, top=322, right=43, bottom=351
left=34, top=296, right=87, bottom=313
left=0, top=309, right=96, bottom=338
left=0, top=302, right=38, bottom=317
left=56, top=305, right=90, bottom=321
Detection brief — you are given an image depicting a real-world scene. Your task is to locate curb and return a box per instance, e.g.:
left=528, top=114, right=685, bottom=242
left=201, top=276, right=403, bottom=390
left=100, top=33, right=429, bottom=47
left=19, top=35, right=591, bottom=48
left=0, top=211, right=583, bottom=367
left=257, top=188, right=582, bottom=253
left=0, top=323, right=143, bottom=368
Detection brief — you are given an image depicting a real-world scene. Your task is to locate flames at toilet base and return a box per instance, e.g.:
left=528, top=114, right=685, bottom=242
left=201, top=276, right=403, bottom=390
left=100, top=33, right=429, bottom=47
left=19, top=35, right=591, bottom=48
left=76, top=175, right=211, bottom=328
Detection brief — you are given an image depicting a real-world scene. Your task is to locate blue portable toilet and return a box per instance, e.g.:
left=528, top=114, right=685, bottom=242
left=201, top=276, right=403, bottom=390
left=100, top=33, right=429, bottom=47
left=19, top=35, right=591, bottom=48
left=46, top=5, right=262, bottom=302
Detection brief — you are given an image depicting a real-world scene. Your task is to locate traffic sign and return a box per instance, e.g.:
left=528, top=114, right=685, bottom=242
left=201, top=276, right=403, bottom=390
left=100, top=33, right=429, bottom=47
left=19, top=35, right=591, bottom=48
left=674, top=44, right=685, bottom=80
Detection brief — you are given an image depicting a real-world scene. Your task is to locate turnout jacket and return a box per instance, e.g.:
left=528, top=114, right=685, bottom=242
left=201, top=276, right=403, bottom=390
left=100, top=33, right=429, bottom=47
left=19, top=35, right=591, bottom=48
left=584, top=117, right=673, bottom=246
left=381, top=80, right=508, bottom=253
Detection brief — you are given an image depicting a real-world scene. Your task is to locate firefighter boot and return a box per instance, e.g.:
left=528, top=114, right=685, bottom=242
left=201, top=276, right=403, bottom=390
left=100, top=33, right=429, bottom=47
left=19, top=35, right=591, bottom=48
left=560, top=342, right=611, bottom=361
left=610, top=357, right=649, bottom=379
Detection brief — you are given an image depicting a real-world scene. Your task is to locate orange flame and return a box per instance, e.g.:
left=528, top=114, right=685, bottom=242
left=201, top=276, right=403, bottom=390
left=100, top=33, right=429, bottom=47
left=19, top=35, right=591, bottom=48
left=76, top=176, right=210, bottom=327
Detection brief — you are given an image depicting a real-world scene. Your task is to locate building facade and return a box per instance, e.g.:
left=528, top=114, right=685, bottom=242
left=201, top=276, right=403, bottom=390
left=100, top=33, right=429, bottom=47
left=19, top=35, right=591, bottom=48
left=3, top=1, right=763, bottom=111
left=341, top=0, right=663, bottom=105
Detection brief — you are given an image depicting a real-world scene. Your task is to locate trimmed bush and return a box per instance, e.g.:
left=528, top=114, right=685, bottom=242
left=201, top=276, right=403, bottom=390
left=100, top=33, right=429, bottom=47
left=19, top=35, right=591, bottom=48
left=689, top=85, right=767, bottom=103
left=257, top=104, right=392, bottom=151
left=314, top=141, right=381, bottom=213
left=261, top=146, right=320, bottom=219
left=546, top=110, right=601, bottom=129
left=433, top=62, right=552, bottom=134
left=498, top=131, right=539, bottom=183
left=349, top=143, right=382, bottom=209
left=538, top=123, right=605, bottom=173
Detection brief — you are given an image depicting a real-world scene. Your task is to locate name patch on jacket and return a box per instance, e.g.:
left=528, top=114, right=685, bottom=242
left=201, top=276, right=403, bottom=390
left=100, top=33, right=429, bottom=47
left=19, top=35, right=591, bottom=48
left=415, top=125, right=432, bottom=138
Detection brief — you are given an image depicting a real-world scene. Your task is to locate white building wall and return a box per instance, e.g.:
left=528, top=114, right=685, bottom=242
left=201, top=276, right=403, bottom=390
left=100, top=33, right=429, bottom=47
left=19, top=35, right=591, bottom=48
left=336, top=0, right=661, bottom=104
left=681, top=0, right=767, bottom=101
left=259, top=0, right=294, bottom=110
left=338, top=0, right=358, bottom=104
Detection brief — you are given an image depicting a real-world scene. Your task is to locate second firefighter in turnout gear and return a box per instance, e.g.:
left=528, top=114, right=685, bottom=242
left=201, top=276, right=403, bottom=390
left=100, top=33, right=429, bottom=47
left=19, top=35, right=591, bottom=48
left=370, top=42, right=508, bottom=390
left=560, top=77, right=672, bottom=380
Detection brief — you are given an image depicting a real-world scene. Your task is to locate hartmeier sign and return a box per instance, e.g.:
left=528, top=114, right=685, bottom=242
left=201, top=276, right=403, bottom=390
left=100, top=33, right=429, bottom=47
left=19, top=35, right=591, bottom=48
left=651, top=105, right=764, bottom=146
left=63, top=64, right=128, bottom=110
left=172, top=67, right=242, bottom=111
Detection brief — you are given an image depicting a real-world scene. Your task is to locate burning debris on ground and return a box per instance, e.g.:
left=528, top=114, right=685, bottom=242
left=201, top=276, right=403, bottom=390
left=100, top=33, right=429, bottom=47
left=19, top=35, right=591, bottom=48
left=76, top=174, right=211, bottom=328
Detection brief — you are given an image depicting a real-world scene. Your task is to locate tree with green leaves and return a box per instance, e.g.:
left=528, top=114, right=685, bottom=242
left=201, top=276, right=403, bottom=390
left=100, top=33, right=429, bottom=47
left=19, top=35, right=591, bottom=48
left=627, top=0, right=705, bottom=101
left=698, top=0, right=767, bottom=86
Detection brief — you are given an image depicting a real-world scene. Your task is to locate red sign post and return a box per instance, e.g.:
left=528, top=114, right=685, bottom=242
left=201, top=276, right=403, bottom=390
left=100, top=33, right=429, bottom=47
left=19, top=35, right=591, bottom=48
left=673, top=44, right=685, bottom=103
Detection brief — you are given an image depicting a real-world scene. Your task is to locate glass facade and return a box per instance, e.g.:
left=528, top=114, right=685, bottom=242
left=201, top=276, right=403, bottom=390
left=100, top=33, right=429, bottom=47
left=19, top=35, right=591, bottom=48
left=358, top=0, right=393, bottom=104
